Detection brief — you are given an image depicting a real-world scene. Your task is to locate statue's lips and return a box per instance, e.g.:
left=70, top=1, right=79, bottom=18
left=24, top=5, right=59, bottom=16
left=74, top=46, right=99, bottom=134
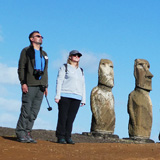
left=145, top=78, right=152, bottom=82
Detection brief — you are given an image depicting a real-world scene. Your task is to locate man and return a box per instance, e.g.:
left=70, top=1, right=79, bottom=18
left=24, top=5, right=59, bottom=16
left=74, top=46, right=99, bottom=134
left=16, top=31, right=48, bottom=143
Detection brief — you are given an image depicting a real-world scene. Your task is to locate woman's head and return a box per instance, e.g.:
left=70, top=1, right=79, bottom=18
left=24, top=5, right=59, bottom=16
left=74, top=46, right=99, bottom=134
left=67, top=50, right=82, bottom=67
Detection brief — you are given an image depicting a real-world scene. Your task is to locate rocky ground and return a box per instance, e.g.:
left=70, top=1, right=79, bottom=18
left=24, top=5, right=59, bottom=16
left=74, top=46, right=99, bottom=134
left=1, top=127, right=160, bottom=160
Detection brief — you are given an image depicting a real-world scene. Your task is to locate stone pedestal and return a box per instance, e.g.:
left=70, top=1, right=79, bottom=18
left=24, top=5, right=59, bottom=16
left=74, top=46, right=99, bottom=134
left=123, top=137, right=155, bottom=143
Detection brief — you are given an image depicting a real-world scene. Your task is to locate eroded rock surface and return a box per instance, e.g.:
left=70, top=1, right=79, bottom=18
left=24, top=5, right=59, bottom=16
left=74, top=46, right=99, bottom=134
left=128, top=59, right=153, bottom=139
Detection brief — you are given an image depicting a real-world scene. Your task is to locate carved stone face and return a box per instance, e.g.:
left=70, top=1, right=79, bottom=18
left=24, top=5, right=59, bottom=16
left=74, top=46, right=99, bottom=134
left=134, top=59, right=153, bottom=91
left=98, top=59, right=114, bottom=88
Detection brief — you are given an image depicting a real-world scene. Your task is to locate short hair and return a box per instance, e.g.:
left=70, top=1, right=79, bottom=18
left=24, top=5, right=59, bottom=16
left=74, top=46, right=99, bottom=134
left=29, top=31, right=40, bottom=43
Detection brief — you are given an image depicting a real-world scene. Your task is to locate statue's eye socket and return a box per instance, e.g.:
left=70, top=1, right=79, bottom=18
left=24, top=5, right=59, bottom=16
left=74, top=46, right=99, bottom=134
left=139, top=63, right=143, bottom=66
left=137, top=63, right=144, bottom=68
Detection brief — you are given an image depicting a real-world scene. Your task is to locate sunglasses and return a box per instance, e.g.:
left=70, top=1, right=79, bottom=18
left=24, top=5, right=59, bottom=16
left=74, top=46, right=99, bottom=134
left=72, top=54, right=81, bottom=57
left=33, top=35, right=44, bottom=39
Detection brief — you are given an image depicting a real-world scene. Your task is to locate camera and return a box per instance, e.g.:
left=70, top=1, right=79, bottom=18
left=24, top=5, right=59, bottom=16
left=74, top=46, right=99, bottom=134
left=40, top=85, right=46, bottom=92
left=33, top=69, right=44, bottom=76
left=33, top=69, right=44, bottom=79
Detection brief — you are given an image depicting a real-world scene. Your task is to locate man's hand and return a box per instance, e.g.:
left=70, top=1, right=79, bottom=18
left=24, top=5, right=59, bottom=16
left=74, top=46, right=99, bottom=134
left=44, top=88, right=48, bottom=96
left=22, top=84, right=28, bottom=93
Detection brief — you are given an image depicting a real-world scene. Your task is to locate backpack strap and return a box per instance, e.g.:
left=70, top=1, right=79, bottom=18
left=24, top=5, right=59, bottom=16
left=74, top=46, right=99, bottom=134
left=80, top=68, right=84, bottom=75
left=64, top=63, right=83, bottom=75
left=64, top=63, right=67, bottom=73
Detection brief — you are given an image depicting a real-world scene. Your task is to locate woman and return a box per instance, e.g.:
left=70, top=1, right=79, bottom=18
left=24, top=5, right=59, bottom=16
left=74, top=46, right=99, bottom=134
left=55, top=50, right=86, bottom=144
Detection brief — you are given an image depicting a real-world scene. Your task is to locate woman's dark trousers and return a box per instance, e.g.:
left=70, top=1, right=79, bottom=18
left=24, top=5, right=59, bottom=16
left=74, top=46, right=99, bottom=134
left=56, top=97, right=81, bottom=139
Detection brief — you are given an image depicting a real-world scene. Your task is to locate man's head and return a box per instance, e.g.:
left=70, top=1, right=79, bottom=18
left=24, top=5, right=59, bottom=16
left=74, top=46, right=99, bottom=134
left=29, top=31, right=43, bottom=45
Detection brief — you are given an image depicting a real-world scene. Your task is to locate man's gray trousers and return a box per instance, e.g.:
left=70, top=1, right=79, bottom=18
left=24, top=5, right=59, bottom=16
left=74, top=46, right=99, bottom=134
left=16, top=86, right=44, bottom=138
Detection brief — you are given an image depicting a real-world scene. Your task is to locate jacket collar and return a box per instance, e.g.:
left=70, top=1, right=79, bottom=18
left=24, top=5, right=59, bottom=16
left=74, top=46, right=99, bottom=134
left=29, top=44, right=43, bottom=51
left=27, top=45, right=45, bottom=69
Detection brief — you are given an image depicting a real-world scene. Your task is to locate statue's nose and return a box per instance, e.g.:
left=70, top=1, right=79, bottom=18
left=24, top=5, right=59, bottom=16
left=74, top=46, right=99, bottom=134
left=146, top=70, right=153, bottom=79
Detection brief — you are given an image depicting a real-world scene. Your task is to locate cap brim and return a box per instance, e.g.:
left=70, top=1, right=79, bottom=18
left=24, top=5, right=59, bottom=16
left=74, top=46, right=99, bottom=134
left=77, top=53, right=82, bottom=57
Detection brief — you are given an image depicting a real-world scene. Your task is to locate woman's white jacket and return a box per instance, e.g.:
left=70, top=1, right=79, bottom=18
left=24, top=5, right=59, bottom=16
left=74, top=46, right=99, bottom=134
left=55, top=64, right=86, bottom=104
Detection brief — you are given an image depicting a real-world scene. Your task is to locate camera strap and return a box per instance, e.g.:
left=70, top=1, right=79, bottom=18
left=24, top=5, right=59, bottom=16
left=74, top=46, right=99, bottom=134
left=34, top=49, right=45, bottom=72
left=34, top=49, right=45, bottom=80
left=45, top=95, right=52, bottom=111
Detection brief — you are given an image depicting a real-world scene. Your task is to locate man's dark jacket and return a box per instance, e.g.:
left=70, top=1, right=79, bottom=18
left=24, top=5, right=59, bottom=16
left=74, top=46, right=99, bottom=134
left=18, top=45, right=48, bottom=87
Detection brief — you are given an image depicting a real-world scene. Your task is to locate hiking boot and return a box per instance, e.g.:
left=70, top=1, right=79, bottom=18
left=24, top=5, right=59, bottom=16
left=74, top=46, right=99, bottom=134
left=66, top=138, right=75, bottom=144
left=27, top=133, right=37, bottom=143
left=17, top=136, right=30, bottom=143
left=57, top=138, right=66, bottom=144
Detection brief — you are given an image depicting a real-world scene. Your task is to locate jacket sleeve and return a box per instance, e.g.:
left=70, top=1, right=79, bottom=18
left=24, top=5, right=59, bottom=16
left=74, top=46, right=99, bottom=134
left=81, top=72, right=86, bottom=104
left=17, top=48, right=27, bottom=85
left=55, top=65, right=65, bottom=99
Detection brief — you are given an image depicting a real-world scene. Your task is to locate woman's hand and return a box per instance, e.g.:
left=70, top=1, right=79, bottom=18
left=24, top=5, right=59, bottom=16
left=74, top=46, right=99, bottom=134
left=81, top=103, right=85, bottom=107
left=55, top=98, right=60, bottom=103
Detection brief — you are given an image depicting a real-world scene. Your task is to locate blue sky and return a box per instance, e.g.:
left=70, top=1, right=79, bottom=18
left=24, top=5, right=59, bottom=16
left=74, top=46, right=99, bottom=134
left=0, top=0, right=160, bottom=141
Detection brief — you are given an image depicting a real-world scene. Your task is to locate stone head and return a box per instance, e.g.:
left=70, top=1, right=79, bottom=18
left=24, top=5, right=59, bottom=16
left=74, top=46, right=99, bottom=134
left=98, top=59, right=114, bottom=88
left=134, top=59, right=153, bottom=91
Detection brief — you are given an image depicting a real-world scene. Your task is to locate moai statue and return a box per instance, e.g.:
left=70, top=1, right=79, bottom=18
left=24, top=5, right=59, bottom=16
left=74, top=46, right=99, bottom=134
left=128, top=59, right=153, bottom=140
left=90, top=59, right=116, bottom=136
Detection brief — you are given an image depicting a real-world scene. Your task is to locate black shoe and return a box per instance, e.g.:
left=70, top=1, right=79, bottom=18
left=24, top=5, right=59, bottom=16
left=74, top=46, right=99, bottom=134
left=17, top=136, right=30, bottom=143
left=57, top=138, right=66, bottom=144
left=66, top=138, right=75, bottom=144
left=27, top=133, right=37, bottom=143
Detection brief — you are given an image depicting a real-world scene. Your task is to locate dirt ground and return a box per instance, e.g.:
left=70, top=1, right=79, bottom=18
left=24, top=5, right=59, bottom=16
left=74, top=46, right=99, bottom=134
left=1, top=127, right=160, bottom=160
left=1, top=137, right=160, bottom=160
